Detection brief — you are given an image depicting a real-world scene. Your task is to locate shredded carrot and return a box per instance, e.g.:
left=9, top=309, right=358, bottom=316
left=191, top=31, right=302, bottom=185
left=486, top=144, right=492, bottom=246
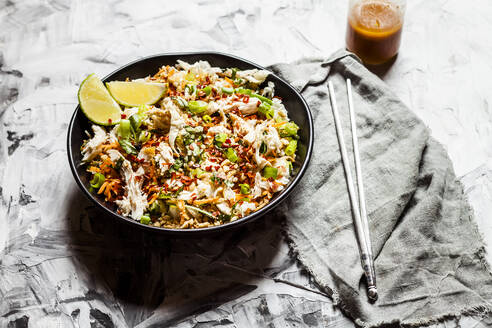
left=104, top=185, right=112, bottom=200
left=235, top=194, right=250, bottom=202
left=98, top=181, right=109, bottom=194
left=273, top=121, right=287, bottom=128
left=193, top=197, right=220, bottom=205
left=88, top=166, right=101, bottom=173
left=148, top=193, right=159, bottom=205
left=225, top=77, right=234, bottom=85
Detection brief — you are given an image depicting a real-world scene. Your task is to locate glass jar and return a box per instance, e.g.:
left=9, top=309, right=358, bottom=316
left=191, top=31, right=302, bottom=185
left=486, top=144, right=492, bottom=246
left=346, top=0, right=406, bottom=65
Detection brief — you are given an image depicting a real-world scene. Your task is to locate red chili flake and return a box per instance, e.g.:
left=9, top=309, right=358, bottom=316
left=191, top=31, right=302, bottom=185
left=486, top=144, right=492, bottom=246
left=121, top=114, right=127, bottom=119
left=256, top=101, right=261, bottom=106
left=181, top=176, right=193, bottom=186
left=108, top=118, right=112, bottom=124
left=209, top=158, right=217, bottom=163
left=225, top=138, right=231, bottom=144
left=242, top=95, right=250, bottom=103
left=205, top=166, right=212, bottom=171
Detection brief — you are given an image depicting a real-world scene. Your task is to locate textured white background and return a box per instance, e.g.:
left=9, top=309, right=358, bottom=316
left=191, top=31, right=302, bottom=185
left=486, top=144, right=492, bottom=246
left=1, top=0, right=491, bottom=327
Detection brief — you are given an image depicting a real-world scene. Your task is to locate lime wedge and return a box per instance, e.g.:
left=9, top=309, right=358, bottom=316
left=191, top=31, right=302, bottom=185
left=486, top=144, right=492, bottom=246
left=78, top=74, right=122, bottom=126
left=106, top=81, right=168, bottom=107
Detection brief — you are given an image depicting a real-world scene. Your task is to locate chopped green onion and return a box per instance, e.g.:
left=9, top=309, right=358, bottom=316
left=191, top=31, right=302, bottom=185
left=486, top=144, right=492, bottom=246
left=118, top=139, right=137, bottom=155
left=222, top=87, right=234, bottom=95
left=258, top=102, right=274, bottom=119
left=203, top=85, right=212, bottom=96
left=263, top=166, right=278, bottom=179
left=190, top=168, right=205, bottom=178
left=140, top=215, right=151, bottom=225
left=149, top=200, right=165, bottom=215
left=231, top=68, right=239, bottom=80
left=169, top=158, right=183, bottom=173
left=173, top=96, right=188, bottom=109
left=188, top=100, right=208, bottom=114
left=184, top=204, right=216, bottom=219
left=129, top=113, right=142, bottom=131
left=168, top=205, right=179, bottom=219
left=184, top=126, right=195, bottom=134
left=288, top=161, right=293, bottom=174
left=253, top=93, right=273, bottom=105
left=259, top=141, right=267, bottom=154
left=225, top=148, right=238, bottom=163
left=202, top=114, right=212, bottom=123
left=239, top=184, right=251, bottom=194
left=185, top=84, right=196, bottom=95
left=118, top=119, right=132, bottom=139
left=113, top=157, right=124, bottom=171
left=185, top=125, right=203, bottom=134
left=217, top=213, right=231, bottom=222
left=210, top=173, right=223, bottom=185
left=235, top=88, right=252, bottom=96
left=214, top=133, right=228, bottom=147
left=285, top=139, right=297, bottom=156
left=158, top=192, right=171, bottom=200
left=138, top=131, right=151, bottom=144
left=235, top=88, right=273, bottom=104
left=90, top=173, right=105, bottom=189
left=278, top=122, right=299, bottom=137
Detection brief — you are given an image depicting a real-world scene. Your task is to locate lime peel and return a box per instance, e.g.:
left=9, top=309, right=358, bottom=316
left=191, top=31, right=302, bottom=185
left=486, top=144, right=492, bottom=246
left=78, top=74, right=122, bottom=126
left=106, top=81, right=168, bottom=107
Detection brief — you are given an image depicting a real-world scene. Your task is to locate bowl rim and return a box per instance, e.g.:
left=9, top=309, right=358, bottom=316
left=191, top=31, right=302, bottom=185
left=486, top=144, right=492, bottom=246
left=67, top=51, right=314, bottom=235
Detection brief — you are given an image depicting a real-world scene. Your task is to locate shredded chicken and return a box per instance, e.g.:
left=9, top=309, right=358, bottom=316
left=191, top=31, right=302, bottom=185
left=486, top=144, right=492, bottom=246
left=82, top=125, right=107, bottom=161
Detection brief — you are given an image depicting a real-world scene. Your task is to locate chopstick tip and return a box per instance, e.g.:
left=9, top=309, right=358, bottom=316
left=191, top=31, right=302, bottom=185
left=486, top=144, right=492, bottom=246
left=368, top=286, right=378, bottom=302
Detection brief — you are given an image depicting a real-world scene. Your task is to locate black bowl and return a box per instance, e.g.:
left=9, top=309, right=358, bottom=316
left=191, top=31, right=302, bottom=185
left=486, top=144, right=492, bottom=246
left=67, top=52, right=313, bottom=235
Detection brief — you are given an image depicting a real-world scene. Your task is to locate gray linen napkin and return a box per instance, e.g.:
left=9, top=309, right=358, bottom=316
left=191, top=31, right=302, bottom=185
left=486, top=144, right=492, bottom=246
left=269, top=50, right=492, bottom=327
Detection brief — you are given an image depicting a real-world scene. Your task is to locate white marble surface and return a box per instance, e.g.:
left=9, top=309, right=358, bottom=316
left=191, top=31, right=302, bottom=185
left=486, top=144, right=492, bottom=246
left=1, top=0, right=491, bottom=327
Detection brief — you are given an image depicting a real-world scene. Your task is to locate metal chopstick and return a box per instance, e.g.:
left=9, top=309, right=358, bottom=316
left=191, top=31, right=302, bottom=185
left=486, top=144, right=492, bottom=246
left=328, top=80, right=378, bottom=302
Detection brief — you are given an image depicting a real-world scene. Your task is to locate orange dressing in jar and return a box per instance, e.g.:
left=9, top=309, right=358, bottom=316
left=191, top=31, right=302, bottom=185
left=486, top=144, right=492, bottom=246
left=346, top=0, right=404, bottom=65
